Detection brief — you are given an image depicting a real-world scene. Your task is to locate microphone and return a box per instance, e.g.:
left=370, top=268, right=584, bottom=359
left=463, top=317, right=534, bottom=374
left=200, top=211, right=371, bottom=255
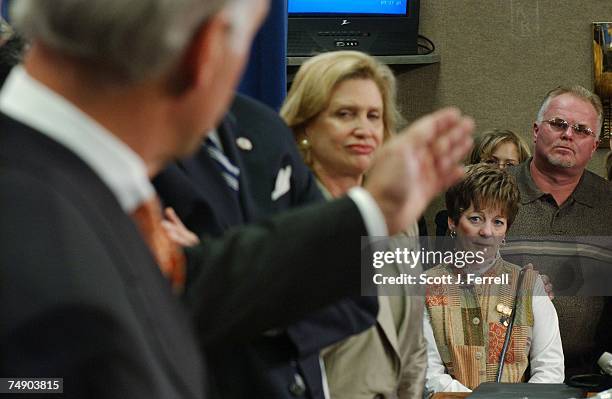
left=568, top=352, right=612, bottom=391
left=496, top=269, right=526, bottom=382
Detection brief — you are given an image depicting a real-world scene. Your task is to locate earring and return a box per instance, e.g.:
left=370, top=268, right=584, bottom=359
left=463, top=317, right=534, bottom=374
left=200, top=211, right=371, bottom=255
left=298, top=137, right=312, bottom=165
left=501, top=237, right=506, bottom=246
left=299, top=138, right=310, bottom=151
left=449, top=230, right=456, bottom=238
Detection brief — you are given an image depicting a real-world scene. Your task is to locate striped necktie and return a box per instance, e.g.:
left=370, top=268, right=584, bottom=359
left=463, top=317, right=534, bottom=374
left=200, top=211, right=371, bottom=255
left=204, top=137, right=240, bottom=192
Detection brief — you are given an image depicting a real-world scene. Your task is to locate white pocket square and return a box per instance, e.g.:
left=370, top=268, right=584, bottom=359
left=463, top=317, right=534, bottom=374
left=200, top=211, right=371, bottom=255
left=271, top=165, right=292, bottom=201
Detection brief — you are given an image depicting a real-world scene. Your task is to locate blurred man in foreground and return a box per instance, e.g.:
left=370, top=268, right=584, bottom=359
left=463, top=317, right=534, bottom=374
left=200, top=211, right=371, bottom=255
left=0, top=0, right=473, bottom=397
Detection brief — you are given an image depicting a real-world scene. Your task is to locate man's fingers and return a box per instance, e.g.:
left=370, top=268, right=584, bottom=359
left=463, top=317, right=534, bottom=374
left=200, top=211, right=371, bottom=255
left=443, top=165, right=466, bottom=189
left=447, top=117, right=475, bottom=160
left=398, top=110, right=474, bottom=199
left=429, top=107, right=463, bottom=140
left=430, top=115, right=473, bottom=156
left=399, top=107, right=463, bottom=146
left=398, top=108, right=473, bottom=167
left=432, top=116, right=474, bottom=188
left=161, top=213, right=200, bottom=247
left=366, top=106, right=474, bottom=234
left=161, top=220, right=182, bottom=242
left=161, top=219, right=178, bottom=236
left=539, top=273, right=555, bottom=300
left=164, top=207, right=182, bottom=225
left=522, top=265, right=555, bottom=299
left=546, top=284, right=555, bottom=301
left=438, top=117, right=474, bottom=170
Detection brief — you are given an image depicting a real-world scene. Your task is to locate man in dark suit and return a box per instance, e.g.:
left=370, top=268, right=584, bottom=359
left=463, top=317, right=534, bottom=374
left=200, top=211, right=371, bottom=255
left=0, top=0, right=473, bottom=397
left=154, top=93, right=378, bottom=399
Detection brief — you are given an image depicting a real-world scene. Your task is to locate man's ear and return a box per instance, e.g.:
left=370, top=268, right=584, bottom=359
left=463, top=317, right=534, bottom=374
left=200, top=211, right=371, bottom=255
left=590, top=136, right=599, bottom=157
left=532, top=122, right=539, bottom=143
left=178, top=13, right=229, bottom=92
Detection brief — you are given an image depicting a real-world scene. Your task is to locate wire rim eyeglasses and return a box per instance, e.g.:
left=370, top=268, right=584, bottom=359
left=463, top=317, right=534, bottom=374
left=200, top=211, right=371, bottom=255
left=542, top=118, right=597, bottom=139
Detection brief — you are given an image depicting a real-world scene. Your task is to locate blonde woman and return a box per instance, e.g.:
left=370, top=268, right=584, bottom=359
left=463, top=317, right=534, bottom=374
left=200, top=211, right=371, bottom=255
left=468, top=129, right=531, bottom=169
left=436, top=129, right=531, bottom=236
left=281, top=50, right=425, bottom=399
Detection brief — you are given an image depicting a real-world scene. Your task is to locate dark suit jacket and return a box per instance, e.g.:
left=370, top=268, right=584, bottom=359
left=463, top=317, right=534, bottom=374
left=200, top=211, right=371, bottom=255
left=0, top=111, right=371, bottom=398
left=154, top=94, right=377, bottom=399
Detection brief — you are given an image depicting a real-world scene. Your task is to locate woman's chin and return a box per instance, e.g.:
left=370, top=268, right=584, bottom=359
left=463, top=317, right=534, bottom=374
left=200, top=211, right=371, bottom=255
left=470, top=241, right=498, bottom=252
left=345, top=161, right=371, bottom=177
left=353, top=158, right=373, bottom=172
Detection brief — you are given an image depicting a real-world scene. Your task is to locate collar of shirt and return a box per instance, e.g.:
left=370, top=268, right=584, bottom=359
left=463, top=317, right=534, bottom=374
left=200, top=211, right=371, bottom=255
left=514, top=157, right=594, bottom=208
left=0, top=66, right=154, bottom=213
left=570, top=171, right=601, bottom=208
left=514, top=158, right=545, bottom=205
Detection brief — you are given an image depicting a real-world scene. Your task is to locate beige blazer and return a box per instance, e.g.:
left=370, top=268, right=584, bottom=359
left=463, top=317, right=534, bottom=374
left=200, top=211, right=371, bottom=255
left=322, top=224, right=427, bottom=399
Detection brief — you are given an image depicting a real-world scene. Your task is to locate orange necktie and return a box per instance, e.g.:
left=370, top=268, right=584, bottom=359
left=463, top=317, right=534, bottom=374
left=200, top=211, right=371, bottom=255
left=131, top=196, right=186, bottom=293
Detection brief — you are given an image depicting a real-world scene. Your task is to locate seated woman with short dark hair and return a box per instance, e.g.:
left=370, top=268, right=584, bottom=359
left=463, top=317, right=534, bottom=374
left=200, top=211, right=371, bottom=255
left=423, top=164, right=564, bottom=393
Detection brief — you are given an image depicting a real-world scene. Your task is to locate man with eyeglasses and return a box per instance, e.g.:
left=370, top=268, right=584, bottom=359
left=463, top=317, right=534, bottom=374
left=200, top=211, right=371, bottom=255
left=502, top=86, right=612, bottom=381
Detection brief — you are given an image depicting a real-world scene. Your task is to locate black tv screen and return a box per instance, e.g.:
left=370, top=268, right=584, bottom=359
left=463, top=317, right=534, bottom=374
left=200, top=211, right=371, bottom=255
left=287, top=0, right=420, bottom=56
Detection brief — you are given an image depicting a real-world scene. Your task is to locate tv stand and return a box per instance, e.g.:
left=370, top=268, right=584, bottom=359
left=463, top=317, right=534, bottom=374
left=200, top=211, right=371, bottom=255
left=287, top=52, right=440, bottom=66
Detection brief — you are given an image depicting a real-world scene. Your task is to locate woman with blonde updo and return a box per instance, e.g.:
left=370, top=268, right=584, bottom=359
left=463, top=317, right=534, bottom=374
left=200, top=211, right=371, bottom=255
left=468, top=129, right=531, bottom=169
left=281, top=50, right=426, bottom=399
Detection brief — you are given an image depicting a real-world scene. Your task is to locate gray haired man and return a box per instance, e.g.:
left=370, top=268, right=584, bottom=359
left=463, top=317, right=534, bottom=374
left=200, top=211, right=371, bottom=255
left=505, top=86, right=612, bottom=378
left=0, top=0, right=472, bottom=398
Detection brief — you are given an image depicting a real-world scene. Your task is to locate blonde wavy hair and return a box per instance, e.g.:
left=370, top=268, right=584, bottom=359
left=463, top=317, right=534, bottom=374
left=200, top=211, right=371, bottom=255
left=468, top=129, right=531, bottom=165
left=280, top=51, right=402, bottom=165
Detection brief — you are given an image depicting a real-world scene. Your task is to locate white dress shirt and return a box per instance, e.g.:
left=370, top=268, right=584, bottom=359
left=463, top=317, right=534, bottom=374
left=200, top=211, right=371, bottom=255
left=423, top=276, right=564, bottom=393
left=0, top=66, right=154, bottom=212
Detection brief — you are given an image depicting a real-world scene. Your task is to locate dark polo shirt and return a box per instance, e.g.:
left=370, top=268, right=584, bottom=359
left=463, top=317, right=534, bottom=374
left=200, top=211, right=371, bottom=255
left=502, top=158, right=612, bottom=379
left=508, top=158, right=612, bottom=236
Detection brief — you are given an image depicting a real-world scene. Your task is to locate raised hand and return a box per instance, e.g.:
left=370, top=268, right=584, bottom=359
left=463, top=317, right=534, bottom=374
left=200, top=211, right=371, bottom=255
left=364, top=107, right=474, bottom=235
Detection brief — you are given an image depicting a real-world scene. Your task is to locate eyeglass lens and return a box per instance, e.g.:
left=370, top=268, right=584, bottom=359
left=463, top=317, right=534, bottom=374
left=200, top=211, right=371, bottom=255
left=547, top=118, right=594, bottom=137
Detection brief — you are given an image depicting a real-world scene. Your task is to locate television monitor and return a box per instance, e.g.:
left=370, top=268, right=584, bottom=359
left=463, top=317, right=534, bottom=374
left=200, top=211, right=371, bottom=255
left=287, top=0, right=420, bottom=57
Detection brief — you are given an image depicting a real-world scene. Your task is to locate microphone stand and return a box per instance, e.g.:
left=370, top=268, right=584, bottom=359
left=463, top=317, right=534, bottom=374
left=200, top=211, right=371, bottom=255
left=496, top=268, right=526, bottom=382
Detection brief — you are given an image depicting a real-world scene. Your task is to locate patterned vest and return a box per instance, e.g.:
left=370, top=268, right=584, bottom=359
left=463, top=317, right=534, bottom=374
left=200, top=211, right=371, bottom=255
left=425, top=259, right=538, bottom=389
